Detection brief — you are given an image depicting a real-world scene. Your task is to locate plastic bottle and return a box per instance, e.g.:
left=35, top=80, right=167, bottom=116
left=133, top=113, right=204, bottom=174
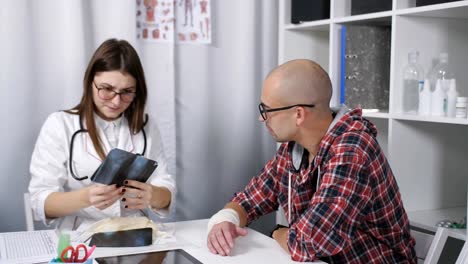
left=418, top=79, right=431, bottom=116
left=429, top=52, right=455, bottom=92
left=455, top=97, right=468, bottom=118
left=402, top=51, right=424, bottom=114
left=431, top=79, right=447, bottom=117
left=446, top=79, right=458, bottom=118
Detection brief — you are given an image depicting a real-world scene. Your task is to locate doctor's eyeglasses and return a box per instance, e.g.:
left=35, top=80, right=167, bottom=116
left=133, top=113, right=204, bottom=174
left=93, top=81, right=136, bottom=103
left=258, top=102, right=315, bottom=121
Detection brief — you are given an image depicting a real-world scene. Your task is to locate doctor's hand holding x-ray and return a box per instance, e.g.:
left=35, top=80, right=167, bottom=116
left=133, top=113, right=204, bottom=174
left=29, top=39, right=175, bottom=231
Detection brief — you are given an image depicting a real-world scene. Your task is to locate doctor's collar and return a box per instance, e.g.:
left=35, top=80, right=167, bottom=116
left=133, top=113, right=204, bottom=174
left=94, top=113, right=123, bottom=130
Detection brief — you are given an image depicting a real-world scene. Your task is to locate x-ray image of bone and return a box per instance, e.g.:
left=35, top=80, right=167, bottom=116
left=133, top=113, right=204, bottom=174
left=179, top=0, right=196, bottom=27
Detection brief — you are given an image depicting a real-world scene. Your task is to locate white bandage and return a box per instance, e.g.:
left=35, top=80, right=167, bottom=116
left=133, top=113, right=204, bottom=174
left=207, top=208, right=240, bottom=234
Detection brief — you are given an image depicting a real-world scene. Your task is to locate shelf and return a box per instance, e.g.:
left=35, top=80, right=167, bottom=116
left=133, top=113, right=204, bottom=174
left=284, top=20, right=330, bottom=31
left=396, top=1, right=468, bottom=19
left=280, top=0, right=468, bottom=231
left=408, top=206, right=466, bottom=240
left=362, top=112, right=390, bottom=119
left=281, top=29, right=330, bottom=73
left=392, top=114, right=468, bottom=125
left=333, top=11, right=393, bottom=24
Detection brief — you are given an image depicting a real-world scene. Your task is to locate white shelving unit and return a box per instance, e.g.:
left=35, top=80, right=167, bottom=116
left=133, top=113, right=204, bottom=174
left=408, top=206, right=466, bottom=239
left=278, top=0, right=468, bottom=242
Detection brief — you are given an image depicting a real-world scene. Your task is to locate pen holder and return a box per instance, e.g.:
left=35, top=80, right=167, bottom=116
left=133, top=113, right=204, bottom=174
left=49, top=258, right=93, bottom=264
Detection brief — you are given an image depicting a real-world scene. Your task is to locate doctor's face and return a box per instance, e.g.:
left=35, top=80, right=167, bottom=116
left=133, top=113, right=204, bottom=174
left=92, top=71, right=137, bottom=121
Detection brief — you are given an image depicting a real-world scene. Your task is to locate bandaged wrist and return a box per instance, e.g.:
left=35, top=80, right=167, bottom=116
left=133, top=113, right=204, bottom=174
left=207, top=208, right=240, bottom=234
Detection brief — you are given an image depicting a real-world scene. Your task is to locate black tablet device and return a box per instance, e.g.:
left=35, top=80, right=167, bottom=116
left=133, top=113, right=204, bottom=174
left=89, top=228, right=153, bottom=247
left=94, top=249, right=203, bottom=264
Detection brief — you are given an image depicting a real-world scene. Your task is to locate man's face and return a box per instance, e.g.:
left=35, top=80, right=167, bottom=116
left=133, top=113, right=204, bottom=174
left=259, top=79, right=298, bottom=143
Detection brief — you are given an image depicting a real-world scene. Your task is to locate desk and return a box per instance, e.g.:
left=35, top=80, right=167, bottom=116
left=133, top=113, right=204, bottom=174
left=92, top=219, right=323, bottom=263
left=172, top=219, right=324, bottom=264
left=1, top=219, right=324, bottom=264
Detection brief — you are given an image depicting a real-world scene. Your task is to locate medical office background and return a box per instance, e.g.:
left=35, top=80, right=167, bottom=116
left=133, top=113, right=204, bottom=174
left=0, top=0, right=278, bottom=233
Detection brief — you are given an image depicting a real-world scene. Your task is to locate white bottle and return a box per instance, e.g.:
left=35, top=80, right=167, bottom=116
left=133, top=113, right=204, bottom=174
left=429, top=52, right=455, bottom=92
left=455, top=97, right=468, bottom=118
left=446, top=79, right=458, bottom=118
left=402, top=51, right=424, bottom=114
left=431, top=79, right=447, bottom=117
left=418, top=79, right=431, bottom=116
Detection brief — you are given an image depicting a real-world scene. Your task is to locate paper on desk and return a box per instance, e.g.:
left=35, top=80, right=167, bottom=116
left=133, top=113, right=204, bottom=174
left=0, top=230, right=58, bottom=264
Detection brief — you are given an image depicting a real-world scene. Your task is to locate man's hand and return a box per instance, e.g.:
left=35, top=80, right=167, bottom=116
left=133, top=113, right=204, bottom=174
left=207, top=221, right=248, bottom=256
left=272, top=227, right=289, bottom=253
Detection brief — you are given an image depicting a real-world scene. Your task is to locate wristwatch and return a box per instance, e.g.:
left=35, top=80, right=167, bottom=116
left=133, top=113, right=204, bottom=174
left=269, top=224, right=289, bottom=238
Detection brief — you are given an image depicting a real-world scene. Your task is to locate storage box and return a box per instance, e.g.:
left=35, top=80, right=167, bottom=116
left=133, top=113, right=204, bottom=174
left=291, top=0, right=330, bottom=24
left=416, top=0, right=461, bottom=7
left=351, top=0, right=392, bottom=15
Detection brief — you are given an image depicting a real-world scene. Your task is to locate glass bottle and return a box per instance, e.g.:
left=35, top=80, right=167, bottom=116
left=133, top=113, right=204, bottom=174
left=429, top=52, right=455, bottom=92
left=402, top=51, right=424, bottom=114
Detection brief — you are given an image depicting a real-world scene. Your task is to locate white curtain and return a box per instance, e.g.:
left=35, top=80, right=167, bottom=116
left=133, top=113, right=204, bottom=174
left=0, top=0, right=278, bottom=233
left=175, top=0, right=278, bottom=233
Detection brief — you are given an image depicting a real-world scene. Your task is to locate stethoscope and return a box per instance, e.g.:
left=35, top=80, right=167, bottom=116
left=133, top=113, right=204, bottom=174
left=69, top=114, right=148, bottom=181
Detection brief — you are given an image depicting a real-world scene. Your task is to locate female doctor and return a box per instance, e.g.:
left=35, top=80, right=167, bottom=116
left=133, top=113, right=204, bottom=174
left=28, top=39, right=175, bottom=231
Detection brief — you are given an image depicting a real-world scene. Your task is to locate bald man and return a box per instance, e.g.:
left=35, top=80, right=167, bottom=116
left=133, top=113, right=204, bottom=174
left=207, top=59, right=416, bottom=263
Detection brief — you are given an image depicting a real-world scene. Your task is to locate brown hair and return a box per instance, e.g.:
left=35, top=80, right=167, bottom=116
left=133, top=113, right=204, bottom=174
left=66, top=39, right=148, bottom=160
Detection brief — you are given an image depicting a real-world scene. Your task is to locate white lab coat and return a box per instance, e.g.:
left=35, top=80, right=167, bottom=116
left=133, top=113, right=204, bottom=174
left=28, top=111, right=175, bottom=231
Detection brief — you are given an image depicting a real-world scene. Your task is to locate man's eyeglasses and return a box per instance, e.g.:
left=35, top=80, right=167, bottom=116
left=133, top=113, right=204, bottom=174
left=94, top=81, right=136, bottom=103
left=258, top=102, right=315, bottom=120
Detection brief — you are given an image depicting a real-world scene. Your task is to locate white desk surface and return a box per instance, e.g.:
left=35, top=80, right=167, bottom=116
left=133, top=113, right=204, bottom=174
left=1, top=219, right=324, bottom=264
left=173, top=219, right=323, bottom=264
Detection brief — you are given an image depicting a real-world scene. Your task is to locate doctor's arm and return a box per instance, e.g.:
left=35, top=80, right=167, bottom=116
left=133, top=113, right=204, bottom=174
left=44, top=184, right=123, bottom=218
left=120, top=119, right=174, bottom=212
left=29, top=113, right=124, bottom=221
left=119, top=180, right=171, bottom=210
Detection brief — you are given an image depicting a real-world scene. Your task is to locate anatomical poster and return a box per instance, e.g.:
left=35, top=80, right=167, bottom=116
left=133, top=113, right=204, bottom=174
left=136, top=0, right=211, bottom=44
left=176, top=0, right=211, bottom=44
left=136, top=0, right=175, bottom=42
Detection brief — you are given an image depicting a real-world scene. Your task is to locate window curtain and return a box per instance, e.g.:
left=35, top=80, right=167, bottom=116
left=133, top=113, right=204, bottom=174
left=0, top=0, right=278, bottom=234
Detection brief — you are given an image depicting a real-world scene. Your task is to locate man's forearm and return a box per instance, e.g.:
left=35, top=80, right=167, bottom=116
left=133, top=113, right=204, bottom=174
left=224, top=202, right=248, bottom=227
left=273, top=228, right=290, bottom=253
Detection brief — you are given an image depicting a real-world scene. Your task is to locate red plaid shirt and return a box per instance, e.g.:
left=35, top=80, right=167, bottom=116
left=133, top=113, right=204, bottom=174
left=232, top=108, right=416, bottom=263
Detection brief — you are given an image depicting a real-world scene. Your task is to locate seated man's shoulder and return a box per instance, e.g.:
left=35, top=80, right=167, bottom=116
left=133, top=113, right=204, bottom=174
left=330, top=131, right=380, bottom=160
left=334, top=130, right=377, bottom=149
